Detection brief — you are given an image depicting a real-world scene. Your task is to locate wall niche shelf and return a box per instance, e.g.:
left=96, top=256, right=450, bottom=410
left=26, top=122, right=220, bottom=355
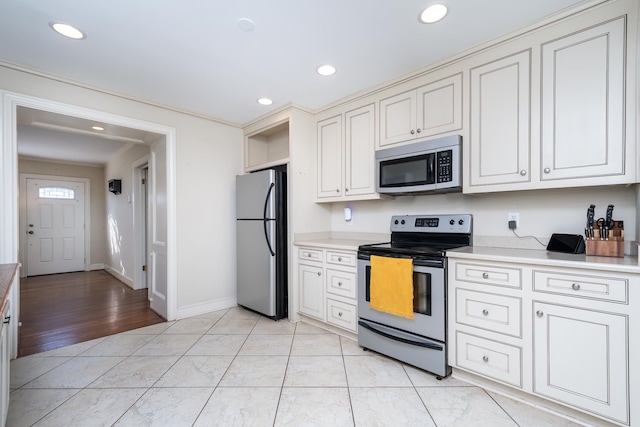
left=244, top=120, right=290, bottom=171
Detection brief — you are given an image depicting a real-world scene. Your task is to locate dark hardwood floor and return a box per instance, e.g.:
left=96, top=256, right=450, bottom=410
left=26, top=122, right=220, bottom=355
left=19, top=270, right=165, bottom=357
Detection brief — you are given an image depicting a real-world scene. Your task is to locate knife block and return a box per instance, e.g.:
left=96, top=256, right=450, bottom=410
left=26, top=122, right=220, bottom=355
left=585, top=220, right=624, bottom=257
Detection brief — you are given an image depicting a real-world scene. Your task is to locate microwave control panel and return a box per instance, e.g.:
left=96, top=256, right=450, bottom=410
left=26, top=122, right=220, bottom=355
left=436, top=150, right=453, bottom=183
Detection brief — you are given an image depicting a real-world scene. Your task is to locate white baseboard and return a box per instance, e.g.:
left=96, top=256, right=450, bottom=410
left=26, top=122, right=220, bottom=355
left=104, top=265, right=134, bottom=288
left=176, top=297, right=238, bottom=320
left=89, top=263, right=104, bottom=271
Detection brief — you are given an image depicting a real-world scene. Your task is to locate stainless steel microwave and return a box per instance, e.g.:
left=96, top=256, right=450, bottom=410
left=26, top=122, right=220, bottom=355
left=375, top=135, right=462, bottom=195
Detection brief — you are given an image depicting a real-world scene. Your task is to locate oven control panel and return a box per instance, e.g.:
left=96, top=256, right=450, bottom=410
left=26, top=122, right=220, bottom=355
left=390, top=214, right=472, bottom=234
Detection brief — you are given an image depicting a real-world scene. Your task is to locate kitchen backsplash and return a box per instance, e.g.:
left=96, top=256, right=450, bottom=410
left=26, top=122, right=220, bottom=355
left=329, top=184, right=638, bottom=253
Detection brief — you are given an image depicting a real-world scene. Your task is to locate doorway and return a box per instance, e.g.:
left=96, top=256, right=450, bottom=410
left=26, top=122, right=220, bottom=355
left=1, top=91, right=177, bottom=345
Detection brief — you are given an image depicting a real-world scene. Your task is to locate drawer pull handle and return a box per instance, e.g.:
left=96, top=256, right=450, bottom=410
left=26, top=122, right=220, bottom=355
left=317, top=272, right=321, bottom=277
left=338, top=282, right=343, bottom=287
left=338, top=312, right=343, bottom=317
left=338, top=257, right=342, bottom=261
left=571, top=283, right=581, bottom=291
left=307, top=253, right=312, bottom=257
left=536, top=310, right=544, bottom=317
left=482, top=356, right=489, bottom=363
left=482, top=309, right=489, bottom=316
left=482, top=272, right=489, bottom=279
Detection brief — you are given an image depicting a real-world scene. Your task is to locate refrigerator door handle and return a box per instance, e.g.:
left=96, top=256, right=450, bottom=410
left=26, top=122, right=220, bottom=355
left=263, top=183, right=276, bottom=256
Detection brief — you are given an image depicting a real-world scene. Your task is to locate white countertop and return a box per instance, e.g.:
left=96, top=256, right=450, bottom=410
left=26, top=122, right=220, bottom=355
left=448, top=246, right=640, bottom=274
left=294, top=232, right=388, bottom=251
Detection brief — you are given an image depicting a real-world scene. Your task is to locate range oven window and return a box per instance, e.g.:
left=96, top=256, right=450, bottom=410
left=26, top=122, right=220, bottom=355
left=364, top=265, right=432, bottom=316
left=379, top=153, right=435, bottom=188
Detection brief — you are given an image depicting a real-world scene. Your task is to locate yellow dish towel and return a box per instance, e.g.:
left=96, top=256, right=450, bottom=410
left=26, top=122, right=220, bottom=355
left=370, top=255, right=414, bottom=319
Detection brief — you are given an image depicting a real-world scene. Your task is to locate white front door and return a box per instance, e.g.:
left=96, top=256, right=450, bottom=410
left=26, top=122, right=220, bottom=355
left=148, top=139, right=168, bottom=319
left=26, top=178, right=85, bottom=276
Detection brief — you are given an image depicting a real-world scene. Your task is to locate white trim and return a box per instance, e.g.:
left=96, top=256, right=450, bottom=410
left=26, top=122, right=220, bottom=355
left=104, top=264, right=134, bottom=288
left=132, top=155, right=149, bottom=290
left=1, top=90, right=178, bottom=320
left=89, top=263, right=105, bottom=271
left=175, top=297, right=238, bottom=320
left=18, top=173, right=91, bottom=277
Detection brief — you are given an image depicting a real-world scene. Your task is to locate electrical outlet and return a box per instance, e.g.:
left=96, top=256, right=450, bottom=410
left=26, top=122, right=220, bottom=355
left=508, top=213, right=519, bottom=228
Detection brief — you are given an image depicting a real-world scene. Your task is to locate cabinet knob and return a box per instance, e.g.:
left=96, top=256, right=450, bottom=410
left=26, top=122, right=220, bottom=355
left=338, top=282, right=343, bottom=287
left=571, top=283, right=581, bottom=290
left=482, top=272, right=489, bottom=279
left=520, top=170, right=527, bottom=176
left=482, top=309, right=489, bottom=316
left=482, top=356, right=489, bottom=363
left=338, top=312, right=343, bottom=317
left=345, top=188, right=349, bottom=192
left=544, top=167, right=551, bottom=174
left=410, top=130, right=415, bottom=135
left=416, top=128, right=421, bottom=133
left=307, top=253, right=311, bottom=257
left=536, top=310, right=544, bottom=317
left=317, top=272, right=321, bottom=276
left=336, top=189, right=340, bottom=193
left=338, top=257, right=342, bottom=261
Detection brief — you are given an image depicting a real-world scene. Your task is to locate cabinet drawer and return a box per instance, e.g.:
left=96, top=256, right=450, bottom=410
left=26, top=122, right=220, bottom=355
left=455, top=262, right=521, bottom=289
left=326, top=298, right=357, bottom=332
left=326, top=250, right=356, bottom=267
left=455, top=331, right=522, bottom=387
left=533, top=270, right=627, bottom=303
left=298, top=248, right=323, bottom=263
left=455, top=289, right=521, bottom=337
left=326, top=269, right=357, bottom=300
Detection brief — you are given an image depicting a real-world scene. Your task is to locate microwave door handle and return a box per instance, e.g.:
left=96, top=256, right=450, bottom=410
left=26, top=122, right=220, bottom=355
left=429, top=154, right=435, bottom=183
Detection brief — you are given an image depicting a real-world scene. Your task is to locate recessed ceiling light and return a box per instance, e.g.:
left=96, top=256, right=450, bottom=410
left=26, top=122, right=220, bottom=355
left=419, top=4, right=448, bottom=24
left=91, top=126, right=105, bottom=131
left=50, top=22, right=86, bottom=39
left=257, top=98, right=273, bottom=106
left=237, top=18, right=255, bottom=32
left=317, top=65, right=336, bottom=76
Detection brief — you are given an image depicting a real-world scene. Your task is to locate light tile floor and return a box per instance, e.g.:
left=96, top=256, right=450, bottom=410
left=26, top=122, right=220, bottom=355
left=8, top=307, right=586, bottom=426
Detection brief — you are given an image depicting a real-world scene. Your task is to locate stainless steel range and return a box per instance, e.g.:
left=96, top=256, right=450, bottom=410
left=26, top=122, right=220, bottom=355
left=357, top=214, right=472, bottom=378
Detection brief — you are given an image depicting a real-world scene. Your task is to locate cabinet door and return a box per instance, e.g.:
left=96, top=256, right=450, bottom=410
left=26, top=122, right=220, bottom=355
left=416, top=73, right=462, bottom=138
left=469, top=50, right=531, bottom=188
left=344, top=104, right=376, bottom=197
left=540, top=18, right=625, bottom=181
left=378, top=90, right=417, bottom=147
left=0, top=301, right=9, bottom=425
left=298, top=264, right=324, bottom=320
left=533, top=302, right=628, bottom=424
left=317, top=115, right=343, bottom=198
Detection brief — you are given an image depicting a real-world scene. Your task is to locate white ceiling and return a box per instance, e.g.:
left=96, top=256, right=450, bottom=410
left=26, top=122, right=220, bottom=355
left=1, top=0, right=587, bottom=127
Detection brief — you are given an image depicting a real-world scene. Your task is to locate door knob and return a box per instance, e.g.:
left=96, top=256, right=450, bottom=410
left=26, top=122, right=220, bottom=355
left=28, top=231, right=34, bottom=234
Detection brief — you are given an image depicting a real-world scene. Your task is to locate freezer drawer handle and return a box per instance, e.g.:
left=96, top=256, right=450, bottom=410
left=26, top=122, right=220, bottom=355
left=358, top=320, right=443, bottom=351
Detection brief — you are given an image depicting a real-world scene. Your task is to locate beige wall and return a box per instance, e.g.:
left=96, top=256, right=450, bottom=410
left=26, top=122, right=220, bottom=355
left=2, top=64, right=244, bottom=319
left=18, top=158, right=108, bottom=267
left=104, top=143, right=151, bottom=286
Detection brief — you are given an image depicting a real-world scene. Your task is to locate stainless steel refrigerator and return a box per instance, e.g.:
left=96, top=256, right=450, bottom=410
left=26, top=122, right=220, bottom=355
left=235, top=166, right=287, bottom=320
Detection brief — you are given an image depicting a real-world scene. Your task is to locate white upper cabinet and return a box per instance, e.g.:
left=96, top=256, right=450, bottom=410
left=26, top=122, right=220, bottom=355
left=468, top=50, right=531, bottom=189
left=540, top=17, right=625, bottom=181
left=317, top=103, right=383, bottom=202
left=244, top=120, right=290, bottom=172
left=345, top=104, right=376, bottom=197
left=316, top=115, right=343, bottom=199
left=379, top=73, right=462, bottom=148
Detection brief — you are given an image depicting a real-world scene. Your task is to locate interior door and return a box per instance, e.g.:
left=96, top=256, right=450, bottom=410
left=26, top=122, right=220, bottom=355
left=148, top=139, right=168, bottom=319
left=26, top=178, right=85, bottom=276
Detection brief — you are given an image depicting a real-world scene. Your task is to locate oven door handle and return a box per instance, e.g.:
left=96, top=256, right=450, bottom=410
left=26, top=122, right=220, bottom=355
left=358, top=320, right=443, bottom=351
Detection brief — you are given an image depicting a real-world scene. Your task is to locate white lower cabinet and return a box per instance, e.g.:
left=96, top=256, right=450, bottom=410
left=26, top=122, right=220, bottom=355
left=297, top=246, right=358, bottom=333
left=0, top=300, right=11, bottom=426
left=533, top=302, right=628, bottom=424
left=448, top=254, right=637, bottom=426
